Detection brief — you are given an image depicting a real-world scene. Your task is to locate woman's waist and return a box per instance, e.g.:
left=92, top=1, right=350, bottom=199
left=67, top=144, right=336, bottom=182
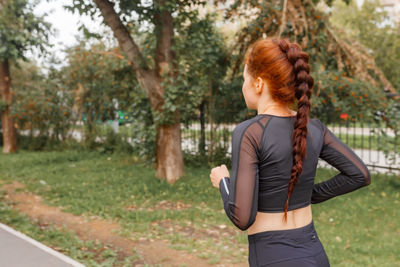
left=247, top=204, right=312, bottom=235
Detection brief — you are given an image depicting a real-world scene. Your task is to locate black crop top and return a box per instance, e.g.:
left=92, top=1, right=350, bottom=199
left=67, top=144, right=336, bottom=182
left=219, top=114, right=371, bottom=231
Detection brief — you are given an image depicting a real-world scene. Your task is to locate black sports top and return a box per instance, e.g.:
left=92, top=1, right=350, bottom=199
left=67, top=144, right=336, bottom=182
left=219, top=114, right=371, bottom=231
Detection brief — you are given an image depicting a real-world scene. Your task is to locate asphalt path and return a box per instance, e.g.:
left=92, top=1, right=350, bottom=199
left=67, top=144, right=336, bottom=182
left=0, top=223, right=85, bottom=267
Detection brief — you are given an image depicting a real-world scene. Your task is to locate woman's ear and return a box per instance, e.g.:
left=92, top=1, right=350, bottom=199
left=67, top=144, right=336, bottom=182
left=255, top=77, right=265, bottom=95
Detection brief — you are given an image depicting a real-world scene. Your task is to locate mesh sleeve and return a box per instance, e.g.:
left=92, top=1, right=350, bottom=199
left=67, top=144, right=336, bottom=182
left=219, top=121, right=261, bottom=231
left=311, top=120, right=371, bottom=204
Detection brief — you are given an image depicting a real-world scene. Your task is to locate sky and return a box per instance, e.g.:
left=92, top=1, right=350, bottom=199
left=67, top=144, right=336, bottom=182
left=30, top=0, right=366, bottom=69
left=31, top=0, right=106, bottom=70
left=34, top=1, right=98, bottom=50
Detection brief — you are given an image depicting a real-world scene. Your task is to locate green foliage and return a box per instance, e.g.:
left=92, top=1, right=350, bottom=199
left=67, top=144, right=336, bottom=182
left=66, top=0, right=234, bottom=138
left=218, top=0, right=395, bottom=126
left=146, top=12, right=231, bottom=128
left=310, top=62, right=400, bottom=158
left=183, top=144, right=231, bottom=170
left=207, top=145, right=231, bottom=169
left=182, top=152, right=209, bottom=168
left=11, top=61, right=75, bottom=148
left=10, top=48, right=143, bottom=154
left=0, top=99, right=8, bottom=113
left=124, top=77, right=156, bottom=162
left=0, top=0, right=52, bottom=61
left=310, top=64, right=387, bottom=123
left=97, top=126, right=134, bottom=155
left=174, top=12, right=235, bottom=123
left=62, top=41, right=137, bottom=143
left=330, top=0, right=400, bottom=94
left=370, top=100, right=400, bottom=160
left=212, top=77, right=249, bottom=123
left=66, top=0, right=207, bottom=26
left=129, top=107, right=157, bottom=162
left=17, top=134, right=59, bottom=151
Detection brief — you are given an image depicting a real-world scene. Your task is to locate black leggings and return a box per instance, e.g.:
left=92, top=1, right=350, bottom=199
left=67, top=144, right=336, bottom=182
left=247, top=220, right=330, bottom=267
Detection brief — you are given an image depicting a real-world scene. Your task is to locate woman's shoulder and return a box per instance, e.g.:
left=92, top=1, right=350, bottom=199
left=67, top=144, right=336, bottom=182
left=234, top=115, right=263, bottom=133
left=309, top=117, right=324, bottom=129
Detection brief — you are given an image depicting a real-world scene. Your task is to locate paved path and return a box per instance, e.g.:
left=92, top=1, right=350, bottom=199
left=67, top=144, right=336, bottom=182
left=0, top=223, right=85, bottom=267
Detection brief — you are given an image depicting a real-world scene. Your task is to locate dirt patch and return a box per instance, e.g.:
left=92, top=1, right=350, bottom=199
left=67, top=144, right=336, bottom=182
left=125, top=200, right=192, bottom=212
left=1, top=181, right=247, bottom=267
left=152, top=219, right=238, bottom=241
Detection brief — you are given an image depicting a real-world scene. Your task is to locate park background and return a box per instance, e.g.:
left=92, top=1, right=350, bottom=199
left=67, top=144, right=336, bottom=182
left=0, top=0, right=399, bottom=266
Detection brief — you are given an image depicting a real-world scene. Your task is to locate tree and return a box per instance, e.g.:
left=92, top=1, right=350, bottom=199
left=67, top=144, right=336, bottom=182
left=0, top=0, right=51, bottom=153
left=213, top=0, right=399, bottom=115
left=11, top=60, right=75, bottom=150
left=329, top=0, right=400, bottom=94
left=66, top=0, right=210, bottom=183
left=214, top=0, right=399, bottom=158
left=63, top=41, right=136, bottom=146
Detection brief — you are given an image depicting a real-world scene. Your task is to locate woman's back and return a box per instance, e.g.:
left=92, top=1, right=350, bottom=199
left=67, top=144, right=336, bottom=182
left=219, top=113, right=371, bottom=233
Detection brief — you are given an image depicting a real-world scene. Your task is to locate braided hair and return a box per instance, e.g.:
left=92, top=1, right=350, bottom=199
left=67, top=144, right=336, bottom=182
left=243, top=37, right=314, bottom=223
left=278, top=39, right=314, bottom=223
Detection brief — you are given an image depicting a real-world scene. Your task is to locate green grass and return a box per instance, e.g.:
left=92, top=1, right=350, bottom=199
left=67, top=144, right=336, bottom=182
left=0, top=150, right=399, bottom=266
left=311, top=172, right=400, bottom=266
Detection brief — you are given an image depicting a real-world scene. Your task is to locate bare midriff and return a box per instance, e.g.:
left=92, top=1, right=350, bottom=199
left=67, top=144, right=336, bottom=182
left=247, top=204, right=313, bottom=235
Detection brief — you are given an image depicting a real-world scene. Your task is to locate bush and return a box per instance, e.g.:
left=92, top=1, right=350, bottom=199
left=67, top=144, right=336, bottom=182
left=97, top=126, right=134, bottom=154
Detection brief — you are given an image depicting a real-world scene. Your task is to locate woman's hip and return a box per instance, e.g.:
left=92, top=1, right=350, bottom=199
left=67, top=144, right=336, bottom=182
left=247, top=220, right=330, bottom=266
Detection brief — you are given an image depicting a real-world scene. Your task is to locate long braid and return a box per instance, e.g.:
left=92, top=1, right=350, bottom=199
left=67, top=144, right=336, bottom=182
left=278, top=39, right=314, bottom=223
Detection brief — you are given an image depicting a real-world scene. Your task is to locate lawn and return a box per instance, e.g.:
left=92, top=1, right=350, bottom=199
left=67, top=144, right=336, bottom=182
left=0, top=150, right=399, bottom=266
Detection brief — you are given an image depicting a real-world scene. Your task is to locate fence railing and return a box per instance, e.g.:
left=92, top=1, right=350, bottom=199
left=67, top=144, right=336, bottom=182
left=181, top=118, right=400, bottom=175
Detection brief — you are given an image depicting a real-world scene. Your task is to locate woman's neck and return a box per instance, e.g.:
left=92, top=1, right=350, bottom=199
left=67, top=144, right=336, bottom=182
left=258, top=104, right=296, bottom=116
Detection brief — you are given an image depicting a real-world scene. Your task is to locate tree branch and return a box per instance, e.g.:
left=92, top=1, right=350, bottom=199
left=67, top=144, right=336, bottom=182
left=153, top=0, right=175, bottom=77
left=93, top=0, right=150, bottom=74
left=278, top=0, right=288, bottom=38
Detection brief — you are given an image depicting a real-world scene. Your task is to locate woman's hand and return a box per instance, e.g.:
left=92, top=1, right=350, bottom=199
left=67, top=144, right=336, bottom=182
left=210, top=164, right=230, bottom=189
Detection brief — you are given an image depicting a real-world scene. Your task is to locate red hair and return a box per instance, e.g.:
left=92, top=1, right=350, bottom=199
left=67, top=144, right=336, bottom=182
left=244, top=37, right=314, bottom=223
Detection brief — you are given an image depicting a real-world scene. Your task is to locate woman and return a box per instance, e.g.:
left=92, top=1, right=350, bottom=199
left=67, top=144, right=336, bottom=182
left=209, top=37, right=371, bottom=267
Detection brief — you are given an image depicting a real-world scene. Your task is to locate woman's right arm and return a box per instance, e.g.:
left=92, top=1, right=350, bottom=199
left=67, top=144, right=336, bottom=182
left=311, top=120, right=371, bottom=204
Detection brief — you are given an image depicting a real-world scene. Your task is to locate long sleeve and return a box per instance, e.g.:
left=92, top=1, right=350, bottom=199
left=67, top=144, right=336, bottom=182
left=219, top=121, right=262, bottom=231
left=311, top=120, right=371, bottom=204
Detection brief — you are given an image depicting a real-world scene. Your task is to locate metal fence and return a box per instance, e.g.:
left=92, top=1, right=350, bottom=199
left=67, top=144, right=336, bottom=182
left=181, top=117, right=400, bottom=176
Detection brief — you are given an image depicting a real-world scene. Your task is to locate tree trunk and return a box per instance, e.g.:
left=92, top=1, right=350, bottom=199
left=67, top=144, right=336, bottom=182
left=155, top=110, right=185, bottom=184
left=0, top=59, right=17, bottom=153
left=93, top=0, right=185, bottom=182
